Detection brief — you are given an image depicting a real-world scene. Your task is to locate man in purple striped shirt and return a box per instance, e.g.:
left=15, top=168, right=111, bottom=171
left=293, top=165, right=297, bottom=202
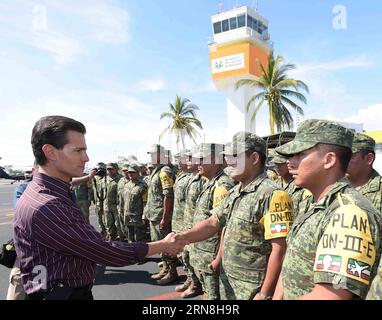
left=13, top=115, right=187, bottom=300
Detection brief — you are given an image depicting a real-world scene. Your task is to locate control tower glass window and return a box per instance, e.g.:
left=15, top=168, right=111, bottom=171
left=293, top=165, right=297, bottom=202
left=237, top=14, right=246, bottom=28
left=214, top=21, right=222, bottom=34
left=222, top=19, right=229, bottom=32
left=229, top=17, right=237, bottom=29
left=247, top=15, right=253, bottom=29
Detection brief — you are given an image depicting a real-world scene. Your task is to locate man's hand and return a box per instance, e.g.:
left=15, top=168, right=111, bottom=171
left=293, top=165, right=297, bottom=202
left=89, top=169, right=97, bottom=180
left=161, top=232, right=189, bottom=256
left=208, top=259, right=220, bottom=274
left=160, top=218, right=169, bottom=231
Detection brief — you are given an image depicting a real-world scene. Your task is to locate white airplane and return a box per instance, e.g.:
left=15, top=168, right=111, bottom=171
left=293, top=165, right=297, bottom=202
left=350, top=260, right=369, bottom=277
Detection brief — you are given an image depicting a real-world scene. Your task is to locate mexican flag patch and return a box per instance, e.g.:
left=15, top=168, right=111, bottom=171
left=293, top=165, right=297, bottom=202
left=270, top=223, right=287, bottom=234
left=315, top=255, right=342, bottom=272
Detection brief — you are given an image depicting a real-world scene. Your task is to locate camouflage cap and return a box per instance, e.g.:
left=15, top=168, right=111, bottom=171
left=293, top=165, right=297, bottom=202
left=276, top=120, right=354, bottom=156
left=352, top=132, right=376, bottom=153
left=106, top=162, right=119, bottom=170
left=271, top=153, right=289, bottom=164
left=174, top=149, right=191, bottom=159
left=147, top=144, right=166, bottom=154
left=192, top=143, right=224, bottom=159
left=121, top=163, right=130, bottom=171
left=127, top=164, right=140, bottom=173
left=96, top=162, right=106, bottom=167
left=223, top=132, right=267, bottom=156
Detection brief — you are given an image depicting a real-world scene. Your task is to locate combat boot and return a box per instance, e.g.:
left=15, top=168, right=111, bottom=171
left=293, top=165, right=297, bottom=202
left=157, top=261, right=164, bottom=269
left=174, top=277, right=192, bottom=292
left=157, top=264, right=179, bottom=285
left=181, top=280, right=203, bottom=298
left=151, top=261, right=168, bottom=280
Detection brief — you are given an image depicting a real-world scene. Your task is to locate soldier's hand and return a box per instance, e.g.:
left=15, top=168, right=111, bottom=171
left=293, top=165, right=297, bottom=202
left=159, top=218, right=169, bottom=231
left=89, top=169, right=97, bottom=179
left=162, top=232, right=189, bottom=256
left=208, top=259, right=220, bottom=274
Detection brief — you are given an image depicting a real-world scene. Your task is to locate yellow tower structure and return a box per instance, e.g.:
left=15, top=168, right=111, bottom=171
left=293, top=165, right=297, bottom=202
left=209, top=5, right=272, bottom=137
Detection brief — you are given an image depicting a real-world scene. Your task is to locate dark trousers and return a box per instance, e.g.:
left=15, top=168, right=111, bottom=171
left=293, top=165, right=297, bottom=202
left=25, top=284, right=93, bottom=300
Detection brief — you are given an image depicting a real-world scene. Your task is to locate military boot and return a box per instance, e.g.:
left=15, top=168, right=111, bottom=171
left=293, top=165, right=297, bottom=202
left=181, top=280, right=203, bottom=298
left=157, top=261, right=164, bottom=269
left=151, top=261, right=168, bottom=280
left=157, top=264, right=179, bottom=285
left=174, top=277, right=192, bottom=292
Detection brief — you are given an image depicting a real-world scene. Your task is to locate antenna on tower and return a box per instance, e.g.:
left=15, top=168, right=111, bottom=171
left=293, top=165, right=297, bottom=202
left=255, top=0, right=259, bottom=11
left=218, top=2, right=224, bottom=13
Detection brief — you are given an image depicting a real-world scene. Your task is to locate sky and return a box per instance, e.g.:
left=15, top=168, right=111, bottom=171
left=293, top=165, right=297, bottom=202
left=0, top=0, right=381, bottom=169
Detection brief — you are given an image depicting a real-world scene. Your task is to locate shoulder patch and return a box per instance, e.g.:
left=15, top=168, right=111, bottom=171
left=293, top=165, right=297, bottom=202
left=159, top=170, right=174, bottom=190
left=262, top=190, right=294, bottom=240
left=313, top=200, right=376, bottom=286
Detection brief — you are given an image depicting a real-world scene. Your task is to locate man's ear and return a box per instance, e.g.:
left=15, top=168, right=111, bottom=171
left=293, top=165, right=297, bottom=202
left=42, top=144, right=58, bottom=162
left=323, top=151, right=337, bottom=170
left=251, top=152, right=260, bottom=165
left=365, top=152, right=375, bottom=166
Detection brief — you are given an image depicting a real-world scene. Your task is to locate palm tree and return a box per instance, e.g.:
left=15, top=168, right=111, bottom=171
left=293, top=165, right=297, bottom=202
left=160, top=95, right=203, bottom=150
left=236, top=53, right=309, bottom=134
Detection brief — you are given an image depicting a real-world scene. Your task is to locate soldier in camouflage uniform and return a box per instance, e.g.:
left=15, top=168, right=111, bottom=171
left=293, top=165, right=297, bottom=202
left=177, top=148, right=207, bottom=298
left=73, top=176, right=93, bottom=223
left=118, top=164, right=131, bottom=238
left=175, top=134, right=293, bottom=300
left=271, top=153, right=311, bottom=219
left=92, top=162, right=107, bottom=235
left=121, top=164, right=147, bottom=242
left=169, top=150, right=193, bottom=294
left=188, top=143, right=234, bottom=300
left=101, top=163, right=124, bottom=241
left=274, top=120, right=381, bottom=300
left=145, top=144, right=178, bottom=285
left=347, top=133, right=382, bottom=213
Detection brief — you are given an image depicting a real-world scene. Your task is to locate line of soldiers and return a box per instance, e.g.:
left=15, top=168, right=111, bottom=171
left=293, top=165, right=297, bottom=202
left=74, top=119, right=382, bottom=300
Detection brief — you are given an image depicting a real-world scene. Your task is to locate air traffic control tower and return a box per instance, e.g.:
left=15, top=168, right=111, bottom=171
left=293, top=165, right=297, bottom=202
left=209, top=5, right=272, bottom=137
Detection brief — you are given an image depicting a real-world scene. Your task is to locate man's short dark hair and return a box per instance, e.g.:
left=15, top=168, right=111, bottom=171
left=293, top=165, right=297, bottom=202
left=31, top=116, right=86, bottom=166
left=317, top=144, right=352, bottom=173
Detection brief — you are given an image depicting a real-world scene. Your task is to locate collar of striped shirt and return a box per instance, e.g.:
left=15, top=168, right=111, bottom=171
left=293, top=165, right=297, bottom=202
left=32, top=172, right=74, bottom=202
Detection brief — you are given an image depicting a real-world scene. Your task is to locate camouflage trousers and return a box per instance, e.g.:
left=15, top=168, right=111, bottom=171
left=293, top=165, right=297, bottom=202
left=124, top=215, right=145, bottom=242
left=194, top=268, right=220, bottom=300
left=179, top=245, right=199, bottom=283
left=219, top=266, right=261, bottom=300
left=77, top=201, right=90, bottom=223
left=366, top=268, right=382, bottom=300
left=105, top=208, right=124, bottom=240
left=149, top=220, right=177, bottom=265
left=95, top=205, right=106, bottom=234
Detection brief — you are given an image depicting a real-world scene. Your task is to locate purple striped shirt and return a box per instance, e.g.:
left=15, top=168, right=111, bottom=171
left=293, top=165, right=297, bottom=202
left=13, top=172, right=148, bottom=294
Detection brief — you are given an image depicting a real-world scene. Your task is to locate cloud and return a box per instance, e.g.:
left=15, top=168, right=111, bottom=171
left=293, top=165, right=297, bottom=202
left=137, top=78, right=167, bottom=92
left=0, top=0, right=130, bottom=65
left=343, top=104, right=382, bottom=132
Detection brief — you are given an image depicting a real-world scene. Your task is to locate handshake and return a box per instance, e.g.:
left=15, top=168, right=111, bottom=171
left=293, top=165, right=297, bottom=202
left=161, top=232, right=189, bottom=256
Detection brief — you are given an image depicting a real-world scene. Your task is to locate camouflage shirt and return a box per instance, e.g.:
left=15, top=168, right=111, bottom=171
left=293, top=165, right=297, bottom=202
left=275, top=178, right=311, bottom=220
left=123, top=179, right=147, bottom=225
left=356, top=170, right=382, bottom=214
left=144, top=165, right=174, bottom=222
left=117, top=177, right=130, bottom=214
left=191, top=170, right=235, bottom=273
left=171, top=171, right=192, bottom=233
left=74, top=180, right=92, bottom=204
left=215, top=173, right=294, bottom=285
left=101, top=175, right=121, bottom=210
left=183, top=173, right=208, bottom=230
left=282, top=180, right=381, bottom=300
left=92, top=175, right=106, bottom=207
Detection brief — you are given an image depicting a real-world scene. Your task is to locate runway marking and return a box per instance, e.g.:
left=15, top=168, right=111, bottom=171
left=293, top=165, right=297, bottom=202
left=144, top=291, right=183, bottom=300
left=0, top=221, right=12, bottom=226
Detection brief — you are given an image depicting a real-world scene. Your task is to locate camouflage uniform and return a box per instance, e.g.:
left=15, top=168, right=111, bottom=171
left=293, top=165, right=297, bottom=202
left=92, top=175, right=107, bottom=234
left=180, top=172, right=208, bottom=295
left=356, top=170, right=382, bottom=214
left=171, top=171, right=192, bottom=233
left=117, top=174, right=130, bottom=237
left=351, top=133, right=382, bottom=214
left=73, top=179, right=93, bottom=223
left=101, top=163, right=124, bottom=240
left=212, top=132, right=294, bottom=300
left=190, top=143, right=235, bottom=300
left=122, top=168, right=147, bottom=242
left=276, top=120, right=382, bottom=299
left=144, top=163, right=175, bottom=264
